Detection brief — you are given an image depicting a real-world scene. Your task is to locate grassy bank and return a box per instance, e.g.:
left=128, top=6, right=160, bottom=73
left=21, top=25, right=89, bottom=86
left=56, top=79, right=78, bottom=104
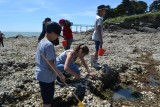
left=104, top=11, right=160, bottom=28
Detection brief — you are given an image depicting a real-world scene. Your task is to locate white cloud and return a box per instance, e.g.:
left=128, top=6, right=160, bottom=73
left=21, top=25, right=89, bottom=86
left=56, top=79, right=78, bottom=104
left=31, top=0, right=46, bottom=8
left=60, top=13, right=74, bottom=19
left=0, top=0, right=6, bottom=4
left=22, top=7, right=41, bottom=13
left=0, top=0, right=46, bottom=13
left=58, top=10, right=95, bottom=19
left=77, top=10, right=95, bottom=16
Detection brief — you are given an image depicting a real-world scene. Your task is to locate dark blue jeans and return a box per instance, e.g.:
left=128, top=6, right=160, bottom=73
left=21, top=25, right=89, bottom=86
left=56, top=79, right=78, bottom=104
left=57, top=63, right=80, bottom=75
left=64, top=38, right=73, bottom=50
left=56, top=63, right=80, bottom=83
left=94, top=40, right=102, bottom=52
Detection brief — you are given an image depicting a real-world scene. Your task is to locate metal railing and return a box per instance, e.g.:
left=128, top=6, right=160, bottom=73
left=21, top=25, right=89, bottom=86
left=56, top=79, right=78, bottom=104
left=71, top=24, right=94, bottom=32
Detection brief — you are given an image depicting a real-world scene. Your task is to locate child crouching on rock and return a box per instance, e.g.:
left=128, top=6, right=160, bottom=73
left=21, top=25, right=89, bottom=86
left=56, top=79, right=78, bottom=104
left=35, top=22, right=65, bottom=107
left=56, top=44, right=96, bottom=84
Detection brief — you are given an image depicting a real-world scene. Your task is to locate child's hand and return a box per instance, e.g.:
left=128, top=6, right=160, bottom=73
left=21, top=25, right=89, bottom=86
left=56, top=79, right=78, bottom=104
left=60, top=75, right=66, bottom=83
left=100, top=40, right=103, bottom=45
left=74, top=74, right=80, bottom=80
left=88, top=71, right=97, bottom=78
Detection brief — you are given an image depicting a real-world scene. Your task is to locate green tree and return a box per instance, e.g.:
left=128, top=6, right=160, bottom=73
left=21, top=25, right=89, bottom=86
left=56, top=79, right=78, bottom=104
left=149, top=0, right=160, bottom=11
left=122, top=0, right=133, bottom=15
left=104, top=5, right=116, bottom=19
left=137, top=1, right=148, bottom=13
left=114, top=4, right=126, bottom=16
left=131, top=1, right=147, bottom=14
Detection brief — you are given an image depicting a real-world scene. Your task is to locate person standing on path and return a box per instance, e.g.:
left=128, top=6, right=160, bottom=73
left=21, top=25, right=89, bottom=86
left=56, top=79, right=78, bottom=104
left=35, top=22, right=65, bottom=107
left=91, top=5, right=107, bottom=68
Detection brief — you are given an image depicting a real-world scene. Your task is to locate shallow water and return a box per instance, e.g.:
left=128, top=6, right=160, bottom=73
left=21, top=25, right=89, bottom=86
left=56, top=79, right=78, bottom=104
left=112, top=88, right=142, bottom=100
left=3, top=32, right=40, bottom=38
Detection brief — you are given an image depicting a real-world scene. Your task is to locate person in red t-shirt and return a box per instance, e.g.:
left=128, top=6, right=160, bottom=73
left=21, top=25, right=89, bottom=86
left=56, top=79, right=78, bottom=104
left=59, top=19, right=73, bottom=50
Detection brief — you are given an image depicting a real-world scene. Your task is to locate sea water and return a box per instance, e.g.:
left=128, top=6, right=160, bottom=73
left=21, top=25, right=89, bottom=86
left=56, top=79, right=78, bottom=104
left=3, top=32, right=41, bottom=38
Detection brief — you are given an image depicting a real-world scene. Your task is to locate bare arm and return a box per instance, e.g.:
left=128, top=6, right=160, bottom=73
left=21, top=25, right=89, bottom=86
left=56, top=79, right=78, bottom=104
left=97, top=25, right=103, bottom=44
left=64, top=52, right=80, bottom=79
left=79, top=56, right=90, bottom=73
left=79, top=55, right=97, bottom=77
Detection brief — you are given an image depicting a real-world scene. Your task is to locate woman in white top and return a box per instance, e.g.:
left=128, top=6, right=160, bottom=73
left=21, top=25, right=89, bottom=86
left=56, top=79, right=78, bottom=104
left=56, top=44, right=95, bottom=81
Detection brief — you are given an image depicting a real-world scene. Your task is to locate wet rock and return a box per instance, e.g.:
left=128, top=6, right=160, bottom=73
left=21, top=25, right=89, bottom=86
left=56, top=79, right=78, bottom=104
left=0, top=29, right=160, bottom=107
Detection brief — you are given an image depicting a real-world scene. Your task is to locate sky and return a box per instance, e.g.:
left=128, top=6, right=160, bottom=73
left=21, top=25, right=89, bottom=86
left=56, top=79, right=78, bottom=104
left=0, top=0, right=153, bottom=32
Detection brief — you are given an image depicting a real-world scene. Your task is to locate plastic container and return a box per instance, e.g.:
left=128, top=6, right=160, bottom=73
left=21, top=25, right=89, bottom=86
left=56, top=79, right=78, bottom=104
left=98, top=48, right=106, bottom=56
left=62, top=40, right=67, bottom=46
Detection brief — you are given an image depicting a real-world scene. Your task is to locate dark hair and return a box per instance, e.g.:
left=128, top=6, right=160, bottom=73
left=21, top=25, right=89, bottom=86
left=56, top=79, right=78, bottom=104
left=38, top=17, right=52, bottom=42
left=38, top=22, right=61, bottom=46
left=74, top=44, right=89, bottom=55
left=97, top=5, right=106, bottom=10
left=44, top=17, right=51, bottom=22
left=65, top=20, right=73, bottom=27
left=46, top=22, right=62, bottom=34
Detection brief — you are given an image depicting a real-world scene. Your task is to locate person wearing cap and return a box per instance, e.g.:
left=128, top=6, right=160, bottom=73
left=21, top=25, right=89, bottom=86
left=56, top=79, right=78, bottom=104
left=59, top=19, right=73, bottom=50
left=0, top=31, right=4, bottom=47
left=91, top=5, right=106, bottom=68
left=35, top=22, right=65, bottom=107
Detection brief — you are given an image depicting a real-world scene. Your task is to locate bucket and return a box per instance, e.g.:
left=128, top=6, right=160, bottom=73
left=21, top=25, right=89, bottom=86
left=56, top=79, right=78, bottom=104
left=62, top=40, right=67, bottom=46
left=98, top=48, right=106, bottom=56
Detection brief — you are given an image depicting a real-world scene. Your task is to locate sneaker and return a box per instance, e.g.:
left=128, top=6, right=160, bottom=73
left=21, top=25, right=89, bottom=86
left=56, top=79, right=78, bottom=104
left=90, top=56, right=101, bottom=68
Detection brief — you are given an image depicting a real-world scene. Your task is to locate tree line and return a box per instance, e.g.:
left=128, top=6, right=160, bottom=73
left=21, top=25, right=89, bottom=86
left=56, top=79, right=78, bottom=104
left=104, top=0, right=160, bottom=19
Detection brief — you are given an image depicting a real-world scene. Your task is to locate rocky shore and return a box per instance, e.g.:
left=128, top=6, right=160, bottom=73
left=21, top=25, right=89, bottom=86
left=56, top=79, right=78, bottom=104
left=0, top=27, right=160, bottom=107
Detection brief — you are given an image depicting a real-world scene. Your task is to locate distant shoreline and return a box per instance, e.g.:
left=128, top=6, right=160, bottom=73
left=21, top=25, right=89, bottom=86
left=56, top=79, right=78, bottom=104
left=3, top=32, right=41, bottom=38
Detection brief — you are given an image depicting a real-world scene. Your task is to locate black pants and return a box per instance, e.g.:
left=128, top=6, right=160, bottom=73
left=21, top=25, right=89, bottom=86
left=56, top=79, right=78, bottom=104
left=39, top=81, right=55, bottom=104
left=0, top=39, right=4, bottom=47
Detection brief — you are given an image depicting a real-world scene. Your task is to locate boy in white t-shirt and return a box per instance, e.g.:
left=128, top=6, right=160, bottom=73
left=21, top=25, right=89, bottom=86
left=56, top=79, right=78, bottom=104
left=91, top=5, right=107, bottom=68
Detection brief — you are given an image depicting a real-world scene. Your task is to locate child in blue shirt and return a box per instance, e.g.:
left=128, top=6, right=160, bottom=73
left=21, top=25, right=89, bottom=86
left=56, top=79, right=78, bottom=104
left=35, top=22, right=65, bottom=107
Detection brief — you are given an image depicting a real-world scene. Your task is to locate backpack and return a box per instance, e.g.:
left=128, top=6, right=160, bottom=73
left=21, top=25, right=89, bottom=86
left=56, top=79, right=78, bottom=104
left=65, top=20, right=73, bottom=27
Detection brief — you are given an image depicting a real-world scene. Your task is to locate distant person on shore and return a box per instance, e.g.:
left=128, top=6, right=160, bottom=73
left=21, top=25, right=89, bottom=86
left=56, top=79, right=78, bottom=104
left=38, top=17, right=59, bottom=46
left=56, top=44, right=96, bottom=84
left=91, top=5, right=106, bottom=68
left=59, top=19, right=73, bottom=50
left=0, top=31, right=4, bottom=47
left=35, top=22, right=65, bottom=107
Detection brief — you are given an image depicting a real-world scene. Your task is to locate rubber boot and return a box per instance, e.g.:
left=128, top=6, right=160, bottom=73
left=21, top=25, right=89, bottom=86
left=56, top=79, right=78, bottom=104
left=91, top=56, right=101, bottom=68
